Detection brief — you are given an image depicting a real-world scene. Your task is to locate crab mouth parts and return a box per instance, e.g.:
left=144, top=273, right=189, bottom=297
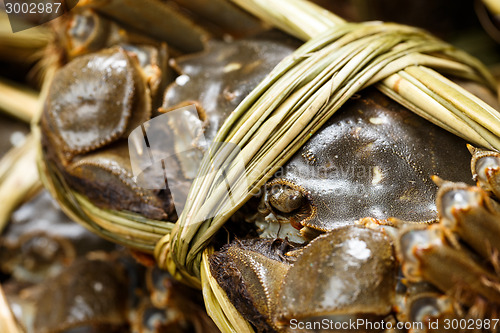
left=260, top=179, right=317, bottom=231
left=269, top=205, right=315, bottom=231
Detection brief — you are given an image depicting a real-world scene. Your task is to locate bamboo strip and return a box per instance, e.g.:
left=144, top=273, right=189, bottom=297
left=0, top=285, right=23, bottom=333
left=201, top=248, right=255, bottom=333
left=0, top=78, right=38, bottom=123
left=230, top=0, right=500, bottom=150
left=0, top=135, right=41, bottom=232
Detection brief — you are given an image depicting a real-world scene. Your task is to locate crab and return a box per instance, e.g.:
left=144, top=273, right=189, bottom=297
left=157, top=27, right=500, bottom=332
left=29, top=0, right=500, bottom=332
left=208, top=148, right=500, bottom=332
left=0, top=190, right=218, bottom=333
left=249, top=88, right=474, bottom=243
left=40, top=7, right=301, bottom=223
left=40, top=42, right=176, bottom=221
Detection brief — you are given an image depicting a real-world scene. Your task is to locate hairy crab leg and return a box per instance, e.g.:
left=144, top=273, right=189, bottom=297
left=398, top=224, right=500, bottom=308
left=434, top=178, right=500, bottom=261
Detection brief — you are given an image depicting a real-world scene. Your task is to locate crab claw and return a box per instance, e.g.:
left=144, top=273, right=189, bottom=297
left=468, top=145, right=500, bottom=199
left=210, top=227, right=397, bottom=332
left=275, top=226, right=397, bottom=331
left=209, top=238, right=294, bottom=332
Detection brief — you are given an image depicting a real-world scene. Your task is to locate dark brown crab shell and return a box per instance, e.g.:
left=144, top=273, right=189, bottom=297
left=263, top=89, right=474, bottom=233
left=160, top=32, right=475, bottom=235
left=161, top=30, right=302, bottom=143
left=66, top=142, right=175, bottom=220
left=44, top=46, right=151, bottom=159
left=39, top=45, right=179, bottom=220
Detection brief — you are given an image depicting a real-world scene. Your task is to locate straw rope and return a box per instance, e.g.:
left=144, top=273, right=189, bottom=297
left=155, top=17, right=499, bottom=287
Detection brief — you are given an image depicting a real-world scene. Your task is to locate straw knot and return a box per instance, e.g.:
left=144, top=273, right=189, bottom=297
left=155, top=20, right=497, bottom=285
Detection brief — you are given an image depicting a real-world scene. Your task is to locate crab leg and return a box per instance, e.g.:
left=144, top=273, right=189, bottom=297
left=434, top=178, right=500, bottom=261
left=78, top=0, right=209, bottom=52
left=403, top=291, right=459, bottom=333
left=470, top=145, right=500, bottom=199
left=399, top=224, right=500, bottom=307
left=209, top=239, right=291, bottom=332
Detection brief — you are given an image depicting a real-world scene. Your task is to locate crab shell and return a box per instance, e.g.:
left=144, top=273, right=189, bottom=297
left=260, top=88, right=474, bottom=235
left=157, top=31, right=301, bottom=212
left=210, top=226, right=397, bottom=332
left=40, top=45, right=177, bottom=220
left=162, top=30, right=301, bottom=143
left=43, top=46, right=151, bottom=159
left=161, top=32, right=474, bottom=236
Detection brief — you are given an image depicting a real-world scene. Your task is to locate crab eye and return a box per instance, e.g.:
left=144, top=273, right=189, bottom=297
left=269, top=184, right=305, bottom=213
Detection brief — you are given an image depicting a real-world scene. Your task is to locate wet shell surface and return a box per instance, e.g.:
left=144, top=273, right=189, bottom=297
left=44, top=47, right=150, bottom=157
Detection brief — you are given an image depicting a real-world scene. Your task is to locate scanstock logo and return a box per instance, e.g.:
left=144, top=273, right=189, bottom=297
left=3, top=0, right=78, bottom=32
left=128, top=104, right=249, bottom=222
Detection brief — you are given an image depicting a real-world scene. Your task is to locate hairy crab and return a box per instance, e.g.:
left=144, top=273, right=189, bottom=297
left=23, top=0, right=500, bottom=332
left=157, top=33, right=500, bottom=331
left=0, top=191, right=218, bottom=333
